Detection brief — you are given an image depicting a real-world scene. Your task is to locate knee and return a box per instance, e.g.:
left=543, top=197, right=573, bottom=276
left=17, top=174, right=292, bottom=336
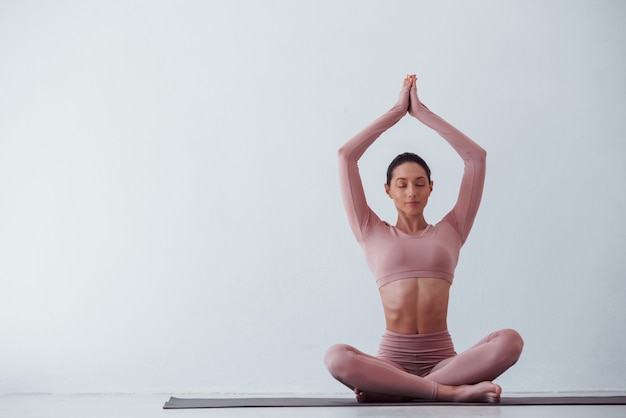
left=324, top=344, right=356, bottom=380
left=497, top=328, right=524, bottom=364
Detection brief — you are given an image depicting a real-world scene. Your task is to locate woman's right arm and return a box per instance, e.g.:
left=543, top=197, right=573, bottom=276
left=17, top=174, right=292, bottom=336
left=338, top=83, right=410, bottom=242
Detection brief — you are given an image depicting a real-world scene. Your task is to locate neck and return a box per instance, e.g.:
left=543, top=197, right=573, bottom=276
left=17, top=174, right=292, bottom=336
left=395, top=214, right=429, bottom=236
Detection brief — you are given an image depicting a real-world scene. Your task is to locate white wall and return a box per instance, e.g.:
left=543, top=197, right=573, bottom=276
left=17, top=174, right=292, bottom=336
left=1, top=0, right=625, bottom=395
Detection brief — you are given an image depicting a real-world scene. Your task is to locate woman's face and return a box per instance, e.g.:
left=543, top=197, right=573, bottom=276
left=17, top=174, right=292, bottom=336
left=384, top=162, right=433, bottom=216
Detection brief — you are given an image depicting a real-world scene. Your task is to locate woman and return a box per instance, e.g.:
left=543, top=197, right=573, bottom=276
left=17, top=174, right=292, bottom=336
left=324, top=74, right=523, bottom=403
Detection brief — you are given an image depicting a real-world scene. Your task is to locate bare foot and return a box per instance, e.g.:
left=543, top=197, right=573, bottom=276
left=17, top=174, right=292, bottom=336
left=354, top=388, right=413, bottom=404
left=448, top=381, right=502, bottom=403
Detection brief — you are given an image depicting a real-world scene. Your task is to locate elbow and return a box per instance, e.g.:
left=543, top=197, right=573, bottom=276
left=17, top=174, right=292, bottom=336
left=478, top=147, right=487, bottom=163
left=474, top=146, right=487, bottom=164
left=464, top=147, right=486, bottom=168
left=337, top=145, right=352, bottom=162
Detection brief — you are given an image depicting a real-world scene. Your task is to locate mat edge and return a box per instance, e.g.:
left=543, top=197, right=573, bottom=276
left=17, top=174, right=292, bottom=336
left=162, top=396, right=626, bottom=409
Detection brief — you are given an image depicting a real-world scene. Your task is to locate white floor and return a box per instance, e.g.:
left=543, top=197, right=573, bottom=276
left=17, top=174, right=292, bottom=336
left=1, top=394, right=625, bottom=418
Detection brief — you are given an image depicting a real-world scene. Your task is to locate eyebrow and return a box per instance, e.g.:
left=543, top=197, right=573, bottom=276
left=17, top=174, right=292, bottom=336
left=395, top=176, right=427, bottom=181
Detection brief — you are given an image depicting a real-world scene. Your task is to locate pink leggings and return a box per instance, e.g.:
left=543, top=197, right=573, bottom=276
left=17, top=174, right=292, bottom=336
left=324, top=328, right=523, bottom=400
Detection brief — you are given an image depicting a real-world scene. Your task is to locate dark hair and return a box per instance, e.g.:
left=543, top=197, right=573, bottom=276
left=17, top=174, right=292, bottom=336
left=386, top=152, right=431, bottom=185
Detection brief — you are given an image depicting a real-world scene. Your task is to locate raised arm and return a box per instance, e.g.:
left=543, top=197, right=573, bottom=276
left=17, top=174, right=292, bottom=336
left=408, top=77, right=486, bottom=242
left=338, top=79, right=411, bottom=242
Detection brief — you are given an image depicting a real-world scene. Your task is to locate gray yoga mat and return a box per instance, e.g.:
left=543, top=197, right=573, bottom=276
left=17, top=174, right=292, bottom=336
left=163, top=395, right=626, bottom=409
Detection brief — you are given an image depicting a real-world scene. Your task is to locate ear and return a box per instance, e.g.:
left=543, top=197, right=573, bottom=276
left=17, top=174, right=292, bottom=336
left=429, top=181, right=434, bottom=193
left=384, top=183, right=392, bottom=198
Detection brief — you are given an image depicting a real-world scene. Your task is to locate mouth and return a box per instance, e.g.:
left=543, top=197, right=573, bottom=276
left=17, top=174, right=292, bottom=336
left=406, top=201, right=419, bottom=206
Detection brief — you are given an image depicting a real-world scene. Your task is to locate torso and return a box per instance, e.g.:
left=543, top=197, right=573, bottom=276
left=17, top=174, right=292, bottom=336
left=366, top=221, right=457, bottom=335
left=337, top=86, right=487, bottom=337
left=379, top=277, right=450, bottom=334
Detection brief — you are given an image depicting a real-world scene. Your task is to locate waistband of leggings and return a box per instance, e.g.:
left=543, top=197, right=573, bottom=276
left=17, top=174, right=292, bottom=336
left=382, top=328, right=451, bottom=339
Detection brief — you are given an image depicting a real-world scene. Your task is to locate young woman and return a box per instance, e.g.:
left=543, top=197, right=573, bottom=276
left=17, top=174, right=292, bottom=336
left=324, top=74, right=523, bottom=403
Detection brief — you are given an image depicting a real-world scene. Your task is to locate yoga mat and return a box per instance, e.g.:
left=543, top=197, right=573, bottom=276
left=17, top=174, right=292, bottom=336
left=163, top=395, right=626, bottom=409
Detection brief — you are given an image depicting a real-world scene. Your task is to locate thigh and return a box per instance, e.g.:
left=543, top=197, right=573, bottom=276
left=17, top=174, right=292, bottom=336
left=357, top=345, right=408, bottom=373
left=426, top=329, right=523, bottom=385
left=428, top=331, right=496, bottom=374
left=324, top=343, right=439, bottom=400
left=325, top=343, right=406, bottom=377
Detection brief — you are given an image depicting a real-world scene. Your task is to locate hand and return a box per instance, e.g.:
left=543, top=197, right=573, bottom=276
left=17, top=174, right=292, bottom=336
left=408, top=74, right=420, bottom=116
left=402, top=74, right=413, bottom=89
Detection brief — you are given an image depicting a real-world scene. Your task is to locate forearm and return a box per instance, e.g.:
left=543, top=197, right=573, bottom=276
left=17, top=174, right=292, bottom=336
left=339, top=87, right=410, bottom=162
left=408, top=87, right=485, bottom=161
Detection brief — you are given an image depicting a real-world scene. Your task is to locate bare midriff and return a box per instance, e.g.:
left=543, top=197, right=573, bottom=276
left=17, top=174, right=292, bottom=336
left=379, top=277, right=450, bottom=335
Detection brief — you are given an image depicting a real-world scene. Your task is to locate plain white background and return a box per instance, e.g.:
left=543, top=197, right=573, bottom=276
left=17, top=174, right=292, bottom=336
left=1, top=0, right=625, bottom=395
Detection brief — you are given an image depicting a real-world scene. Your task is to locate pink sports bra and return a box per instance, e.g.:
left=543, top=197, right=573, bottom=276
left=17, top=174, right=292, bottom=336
left=338, top=86, right=486, bottom=288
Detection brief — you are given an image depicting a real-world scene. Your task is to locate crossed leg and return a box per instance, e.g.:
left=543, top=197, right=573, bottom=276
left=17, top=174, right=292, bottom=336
left=324, top=343, right=503, bottom=402
left=324, top=328, right=523, bottom=403
left=324, top=344, right=428, bottom=402
left=426, top=329, right=524, bottom=385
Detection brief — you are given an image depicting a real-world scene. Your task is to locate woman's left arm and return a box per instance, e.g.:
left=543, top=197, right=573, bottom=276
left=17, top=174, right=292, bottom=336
left=408, top=78, right=486, bottom=243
